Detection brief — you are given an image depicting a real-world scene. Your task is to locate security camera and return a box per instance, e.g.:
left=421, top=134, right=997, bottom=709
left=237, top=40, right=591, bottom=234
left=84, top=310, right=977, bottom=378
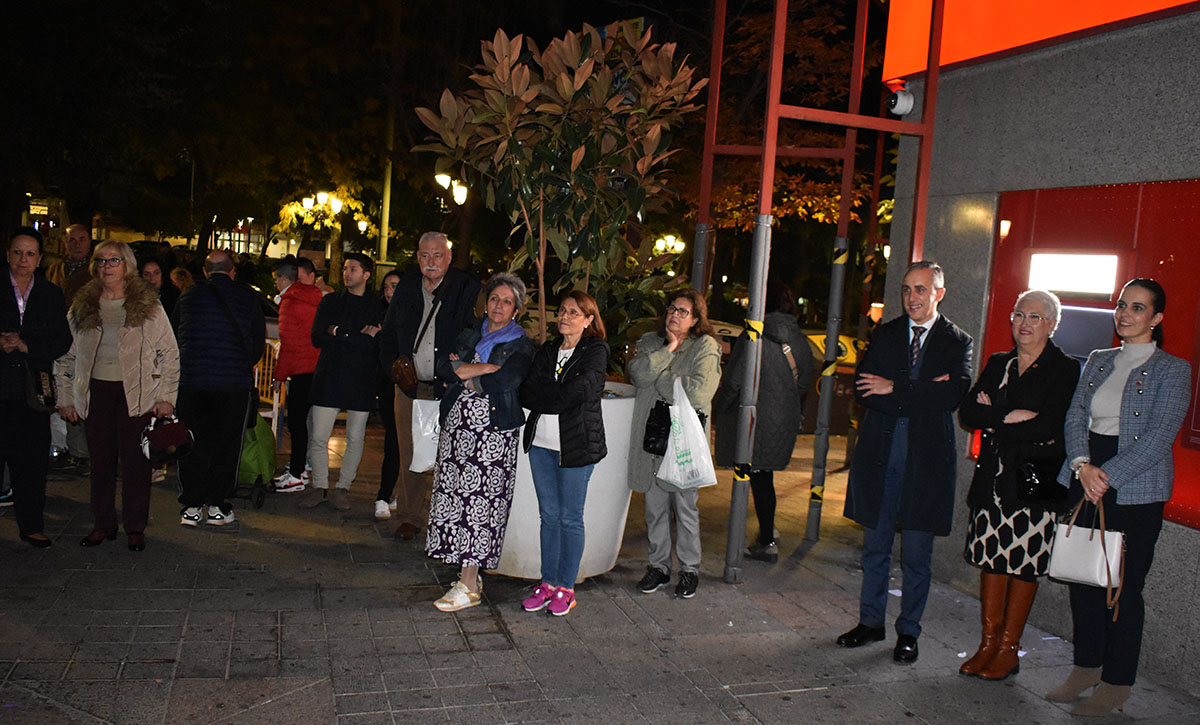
left=888, top=89, right=914, bottom=116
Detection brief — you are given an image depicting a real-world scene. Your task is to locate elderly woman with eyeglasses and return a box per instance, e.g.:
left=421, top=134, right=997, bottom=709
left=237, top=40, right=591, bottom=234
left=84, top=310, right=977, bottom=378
left=627, top=288, right=721, bottom=600
left=957, top=290, right=1079, bottom=681
left=56, top=241, right=179, bottom=552
left=425, top=272, right=534, bottom=612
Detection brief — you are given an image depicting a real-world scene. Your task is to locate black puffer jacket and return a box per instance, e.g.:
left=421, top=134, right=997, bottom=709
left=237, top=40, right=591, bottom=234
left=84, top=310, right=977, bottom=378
left=173, top=274, right=266, bottom=391
left=520, top=336, right=609, bottom=468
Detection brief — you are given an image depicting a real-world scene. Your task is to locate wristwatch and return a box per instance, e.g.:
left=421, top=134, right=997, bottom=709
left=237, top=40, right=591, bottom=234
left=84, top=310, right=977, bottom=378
left=1070, top=457, right=1090, bottom=476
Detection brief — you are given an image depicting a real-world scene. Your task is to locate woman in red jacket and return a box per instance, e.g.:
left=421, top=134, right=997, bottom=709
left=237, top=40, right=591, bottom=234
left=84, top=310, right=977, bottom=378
left=271, top=260, right=323, bottom=492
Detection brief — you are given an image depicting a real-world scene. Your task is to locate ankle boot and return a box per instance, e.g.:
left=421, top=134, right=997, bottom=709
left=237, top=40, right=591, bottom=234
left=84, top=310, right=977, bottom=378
left=1072, top=682, right=1130, bottom=716
left=1045, top=666, right=1101, bottom=702
left=960, top=571, right=1007, bottom=676
left=979, top=577, right=1038, bottom=680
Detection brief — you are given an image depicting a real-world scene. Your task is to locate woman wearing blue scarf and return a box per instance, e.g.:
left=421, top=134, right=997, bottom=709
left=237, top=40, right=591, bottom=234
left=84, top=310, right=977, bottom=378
left=427, top=272, right=534, bottom=611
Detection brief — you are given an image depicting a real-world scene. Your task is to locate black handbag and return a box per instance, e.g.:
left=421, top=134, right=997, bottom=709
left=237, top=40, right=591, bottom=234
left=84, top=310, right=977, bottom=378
left=24, top=361, right=56, bottom=412
left=643, top=399, right=671, bottom=455
left=1014, top=440, right=1067, bottom=507
left=643, top=398, right=707, bottom=456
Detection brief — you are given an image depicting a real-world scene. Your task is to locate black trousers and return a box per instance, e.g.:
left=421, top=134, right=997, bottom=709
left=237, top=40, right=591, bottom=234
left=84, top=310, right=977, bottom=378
left=0, top=399, right=50, bottom=536
left=749, top=470, right=776, bottom=545
left=177, top=387, right=251, bottom=510
left=1068, top=432, right=1165, bottom=686
left=285, top=373, right=313, bottom=474
left=374, top=377, right=401, bottom=502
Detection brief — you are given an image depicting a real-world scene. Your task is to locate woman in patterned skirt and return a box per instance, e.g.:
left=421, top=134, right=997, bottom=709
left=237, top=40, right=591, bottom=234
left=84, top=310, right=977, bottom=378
left=957, top=289, right=1079, bottom=680
left=426, top=273, right=534, bottom=612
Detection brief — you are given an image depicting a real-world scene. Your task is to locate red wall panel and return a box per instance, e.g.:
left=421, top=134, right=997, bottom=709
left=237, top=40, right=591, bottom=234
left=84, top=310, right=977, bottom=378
left=989, top=180, right=1200, bottom=527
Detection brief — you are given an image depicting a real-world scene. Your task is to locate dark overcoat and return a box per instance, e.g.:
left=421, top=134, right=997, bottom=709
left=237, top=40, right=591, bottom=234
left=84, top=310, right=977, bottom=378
left=713, top=311, right=814, bottom=470
left=844, top=314, right=973, bottom=535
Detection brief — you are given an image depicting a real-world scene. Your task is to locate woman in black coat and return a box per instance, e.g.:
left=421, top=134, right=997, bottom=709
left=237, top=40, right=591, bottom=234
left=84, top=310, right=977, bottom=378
left=518, top=291, right=609, bottom=617
left=957, top=289, right=1079, bottom=681
left=714, top=282, right=812, bottom=562
left=1, top=228, right=72, bottom=547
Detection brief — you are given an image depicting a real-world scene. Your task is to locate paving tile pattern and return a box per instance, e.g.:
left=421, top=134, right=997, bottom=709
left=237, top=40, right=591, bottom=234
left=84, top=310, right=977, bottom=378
left=2, top=428, right=1199, bottom=723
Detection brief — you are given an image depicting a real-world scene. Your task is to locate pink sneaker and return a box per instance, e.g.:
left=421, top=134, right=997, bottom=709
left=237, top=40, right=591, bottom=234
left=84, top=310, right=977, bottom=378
left=547, top=588, right=576, bottom=617
left=522, top=582, right=556, bottom=612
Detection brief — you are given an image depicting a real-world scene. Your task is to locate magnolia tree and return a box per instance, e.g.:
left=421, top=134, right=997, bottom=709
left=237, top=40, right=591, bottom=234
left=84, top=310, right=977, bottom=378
left=414, top=21, right=706, bottom=340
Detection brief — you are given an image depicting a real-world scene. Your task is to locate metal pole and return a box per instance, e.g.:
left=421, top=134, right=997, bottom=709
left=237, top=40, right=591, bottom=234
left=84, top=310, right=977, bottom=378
left=691, top=223, right=711, bottom=289
left=805, top=0, right=868, bottom=541
left=692, top=0, right=726, bottom=291
left=380, top=107, right=394, bottom=262
left=909, top=0, right=946, bottom=262
left=724, top=0, right=787, bottom=584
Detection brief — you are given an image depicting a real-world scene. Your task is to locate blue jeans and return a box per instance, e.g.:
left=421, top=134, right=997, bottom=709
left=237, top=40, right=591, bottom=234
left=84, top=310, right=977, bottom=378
left=528, top=446, right=594, bottom=588
left=858, top=418, right=935, bottom=638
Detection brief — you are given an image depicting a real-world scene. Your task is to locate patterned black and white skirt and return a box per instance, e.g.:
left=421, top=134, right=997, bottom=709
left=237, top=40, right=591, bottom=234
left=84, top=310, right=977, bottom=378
left=964, top=486, right=1057, bottom=579
left=425, top=387, right=519, bottom=570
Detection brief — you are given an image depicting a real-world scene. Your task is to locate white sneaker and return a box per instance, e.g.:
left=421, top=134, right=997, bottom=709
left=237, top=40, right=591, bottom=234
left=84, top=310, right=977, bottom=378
left=180, top=506, right=204, bottom=527
left=205, top=506, right=236, bottom=526
left=374, top=500, right=392, bottom=520
left=435, top=580, right=482, bottom=612
left=273, top=473, right=305, bottom=493
left=388, top=498, right=397, bottom=511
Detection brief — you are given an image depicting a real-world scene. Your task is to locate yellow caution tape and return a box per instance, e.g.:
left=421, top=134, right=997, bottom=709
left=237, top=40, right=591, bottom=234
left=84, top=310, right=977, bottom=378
left=746, top=319, right=764, bottom=341
left=733, top=468, right=749, bottom=482
left=821, top=361, right=837, bottom=377
left=833, top=249, right=848, bottom=265
left=810, top=486, right=825, bottom=500
left=850, top=418, right=859, bottom=430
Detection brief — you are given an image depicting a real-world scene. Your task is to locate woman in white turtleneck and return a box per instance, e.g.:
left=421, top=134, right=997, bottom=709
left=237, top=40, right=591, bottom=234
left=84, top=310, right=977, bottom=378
left=1046, top=279, right=1191, bottom=716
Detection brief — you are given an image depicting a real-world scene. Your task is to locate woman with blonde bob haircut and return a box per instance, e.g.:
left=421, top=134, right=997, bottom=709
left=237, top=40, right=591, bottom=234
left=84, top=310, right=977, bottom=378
left=57, top=241, right=180, bottom=552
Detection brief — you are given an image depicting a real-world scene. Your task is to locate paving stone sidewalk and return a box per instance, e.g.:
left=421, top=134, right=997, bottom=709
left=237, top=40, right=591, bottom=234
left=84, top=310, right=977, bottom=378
left=2, top=429, right=1198, bottom=724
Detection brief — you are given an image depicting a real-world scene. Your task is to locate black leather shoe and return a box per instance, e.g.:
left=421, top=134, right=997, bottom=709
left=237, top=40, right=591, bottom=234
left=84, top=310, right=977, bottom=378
left=836, top=623, right=886, bottom=648
left=893, top=634, right=919, bottom=664
left=20, top=534, right=54, bottom=549
left=80, top=529, right=118, bottom=547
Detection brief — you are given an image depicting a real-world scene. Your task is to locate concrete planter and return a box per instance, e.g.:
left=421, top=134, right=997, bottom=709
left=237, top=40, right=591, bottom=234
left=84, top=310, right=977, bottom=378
left=492, top=382, right=636, bottom=581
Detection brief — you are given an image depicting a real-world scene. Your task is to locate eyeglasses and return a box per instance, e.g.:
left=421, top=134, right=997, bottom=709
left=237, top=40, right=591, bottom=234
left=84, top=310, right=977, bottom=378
left=95, top=257, right=124, bottom=268
left=666, top=304, right=693, bottom=318
left=1010, top=311, right=1047, bottom=324
left=558, top=308, right=587, bottom=319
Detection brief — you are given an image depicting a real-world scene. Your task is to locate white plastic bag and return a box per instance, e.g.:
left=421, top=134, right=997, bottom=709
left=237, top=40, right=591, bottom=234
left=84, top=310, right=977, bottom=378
left=656, top=378, right=718, bottom=489
left=409, top=399, right=441, bottom=473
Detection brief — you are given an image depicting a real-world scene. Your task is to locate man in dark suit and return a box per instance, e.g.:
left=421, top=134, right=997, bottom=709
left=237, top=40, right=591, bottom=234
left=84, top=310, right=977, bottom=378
left=836, top=261, right=973, bottom=664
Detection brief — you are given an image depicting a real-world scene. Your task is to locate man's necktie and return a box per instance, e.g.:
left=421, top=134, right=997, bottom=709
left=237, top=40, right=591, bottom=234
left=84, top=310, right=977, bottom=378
left=910, top=326, right=926, bottom=367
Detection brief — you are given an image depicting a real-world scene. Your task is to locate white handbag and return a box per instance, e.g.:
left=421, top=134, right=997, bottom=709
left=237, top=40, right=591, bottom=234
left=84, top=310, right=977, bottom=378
left=409, top=399, right=441, bottom=473
left=1048, top=499, right=1125, bottom=620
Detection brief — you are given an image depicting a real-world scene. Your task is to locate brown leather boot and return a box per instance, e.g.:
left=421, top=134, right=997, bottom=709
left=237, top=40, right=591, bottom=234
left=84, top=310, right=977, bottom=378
left=960, top=571, right=1007, bottom=676
left=979, top=577, right=1038, bottom=680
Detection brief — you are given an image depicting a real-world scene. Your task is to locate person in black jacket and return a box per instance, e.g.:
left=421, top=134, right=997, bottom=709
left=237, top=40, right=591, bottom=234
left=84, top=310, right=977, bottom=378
left=518, top=291, right=609, bottom=617
left=1, top=228, right=72, bottom=547
left=714, top=282, right=813, bottom=563
left=957, top=289, right=1079, bottom=681
left=426, top=273, right=534, bottom=612
left=298, top=253, right=382, bottom=511
left=378, top=232, right=481, bottom=540
left=173, top=250, right=266, bottom=527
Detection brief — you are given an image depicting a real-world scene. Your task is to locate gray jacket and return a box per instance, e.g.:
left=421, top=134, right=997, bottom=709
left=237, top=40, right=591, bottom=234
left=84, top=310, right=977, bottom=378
left=1057, top=346, right=1191, bottom=504
left=626, top=332, right=721, bottom=494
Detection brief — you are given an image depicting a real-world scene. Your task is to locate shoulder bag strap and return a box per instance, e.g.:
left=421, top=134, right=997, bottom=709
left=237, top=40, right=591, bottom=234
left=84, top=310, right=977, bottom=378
left=412, top=285, right=444, bottom=352
left=763, top=331, right=799, bottom=384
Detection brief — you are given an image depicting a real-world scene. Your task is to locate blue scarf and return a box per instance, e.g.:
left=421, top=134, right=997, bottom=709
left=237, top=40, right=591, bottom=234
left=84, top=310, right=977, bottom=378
left=474, top=318, right=525, bottom=363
